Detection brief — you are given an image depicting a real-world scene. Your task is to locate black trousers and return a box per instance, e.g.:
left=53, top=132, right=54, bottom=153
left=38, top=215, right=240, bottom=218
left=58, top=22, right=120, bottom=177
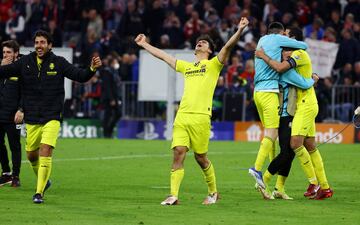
left=103, top=103, right=121, bottom=138
left=0, top=122, right=21, bottom=176
left=267, top=116, right=295, bottom=177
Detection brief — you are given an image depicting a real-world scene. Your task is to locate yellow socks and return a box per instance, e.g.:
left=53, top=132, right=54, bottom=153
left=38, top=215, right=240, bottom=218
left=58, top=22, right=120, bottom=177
left=275, top=175, right=287, bottom=193
left=255, top=137, right=274, bottom=171
left=36, top=157, right=52, bottom=194
left=170, top=168, right=184, bottom=197
left=30, top=159, right=39, bottom=176
left=263, top=170, right=273, bottom=187
left=309, top=149, right=330, bottom=189
left=202, top=162, right=217, bottom=194
left=294, top=146, right=318, bottom=185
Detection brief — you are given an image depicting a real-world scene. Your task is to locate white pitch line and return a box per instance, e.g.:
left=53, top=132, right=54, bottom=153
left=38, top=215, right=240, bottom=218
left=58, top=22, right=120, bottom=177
left=20, top=151, right=257, bottom=164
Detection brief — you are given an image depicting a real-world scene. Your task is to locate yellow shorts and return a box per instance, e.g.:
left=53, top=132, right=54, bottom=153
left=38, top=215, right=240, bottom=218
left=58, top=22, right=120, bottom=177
left=254, top=91, right=280, bottom=128
left=25, top=120, right=61, bottom=151
left=171, top=112, right=211, bottom=154
left=291, top=104, right=318, bottom=137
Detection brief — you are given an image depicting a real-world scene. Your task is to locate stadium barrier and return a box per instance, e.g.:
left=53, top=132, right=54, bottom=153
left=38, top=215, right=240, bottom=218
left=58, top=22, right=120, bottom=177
left=329, top=85, right=360, bottom=122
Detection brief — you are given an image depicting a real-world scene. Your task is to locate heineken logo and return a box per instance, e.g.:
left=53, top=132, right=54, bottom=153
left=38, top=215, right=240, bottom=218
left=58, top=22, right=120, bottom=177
left=59, top=121, right=100, bottom=138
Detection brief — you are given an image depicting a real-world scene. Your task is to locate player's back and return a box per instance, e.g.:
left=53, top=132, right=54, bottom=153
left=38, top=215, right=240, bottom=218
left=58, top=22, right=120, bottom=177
left=290, top=50, right=317, bottom=105
left=254, top=34, right=283, bottom=91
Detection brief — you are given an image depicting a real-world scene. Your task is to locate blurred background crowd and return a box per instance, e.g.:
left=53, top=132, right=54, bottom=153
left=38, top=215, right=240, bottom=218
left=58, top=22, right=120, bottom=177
left=0, top=0, right=359, bottom=123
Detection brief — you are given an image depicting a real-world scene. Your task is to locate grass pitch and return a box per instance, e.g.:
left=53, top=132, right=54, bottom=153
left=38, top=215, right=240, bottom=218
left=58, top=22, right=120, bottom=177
left=1, top=139, right=359, bottom=225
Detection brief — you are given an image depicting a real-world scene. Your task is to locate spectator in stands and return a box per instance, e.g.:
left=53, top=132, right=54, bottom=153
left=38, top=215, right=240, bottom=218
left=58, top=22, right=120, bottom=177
left=46, top=20, right=62, bottom=47
left=296, top=0, right=311, bottom=26
left=326, top=10, right=343, bottom=36
left=304, top=18, right=325, bottom=40
left=343, top=0, right=360, bottom=23
left=225, top=54, right=243, bottom=88
left=223, top=0, right=241, bottom=21
left=101, top=56, right=121, bottom=138
left=43, top=0, right=59, bottom=26
left=103, top=0, right=125, bottom=31
left=212, top=76, right=227, bottom=121
left=343, top=13, right=355, bottom=30
left=162, top=11, right=184, bottom=48
left=316, top=77, right=333, bottom=121
left=184, top=10, right=204, bottom=41
left=353, top=61, right=360, bottom=85
left=217, top=19, right=231, bottom=44
left=322, top=27, right=337, bottom=43
left=240, top=59, right=255, bottom=82
left=335, top=29, right=360, bottom=69
left=117, top=0, right=145, bottom=39
left=5, top=7, right=26, bottom=45
left=87, top=8, right=103, bottom=41
left=28, top=0, right=45, bottom=37
left=168, top=0, right=186, bottom=24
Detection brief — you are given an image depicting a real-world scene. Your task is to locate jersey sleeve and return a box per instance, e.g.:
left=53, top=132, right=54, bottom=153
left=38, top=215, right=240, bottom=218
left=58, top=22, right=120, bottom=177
left=281, top=68, right=314, bottom=89
left=276, top=35, right=308, bottom=50
left=290, top=50, right=307, bottom=67
left=175, top=60, right=187, bottom=73
left=210, top=56, right=224, bottom=72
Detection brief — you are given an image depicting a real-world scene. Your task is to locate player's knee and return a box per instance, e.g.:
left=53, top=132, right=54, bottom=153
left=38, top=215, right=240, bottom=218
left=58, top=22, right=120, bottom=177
left=290, top=138, right=302, bottom=150
left=194, top=153, right=209, bottom=169
left=264, top=128, right=278, bottom=141
left=304, top=141, right=316, bottom=152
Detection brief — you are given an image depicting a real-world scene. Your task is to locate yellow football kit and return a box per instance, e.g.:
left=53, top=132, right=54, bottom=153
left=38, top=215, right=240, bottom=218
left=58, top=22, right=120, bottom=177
left=289, top=50, right=318, bottom=137
left=171, top=56, right=223, bottom=153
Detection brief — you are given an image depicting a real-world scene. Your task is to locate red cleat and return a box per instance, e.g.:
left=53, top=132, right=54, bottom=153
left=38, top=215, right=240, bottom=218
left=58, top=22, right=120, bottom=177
left=313, top=188, right=334, bottom=200
left=304, top=184, right=320, bottom=198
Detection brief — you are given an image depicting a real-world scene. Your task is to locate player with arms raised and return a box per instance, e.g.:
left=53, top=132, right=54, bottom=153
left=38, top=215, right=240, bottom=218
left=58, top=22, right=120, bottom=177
left=135, top=17, right=249, bottom=205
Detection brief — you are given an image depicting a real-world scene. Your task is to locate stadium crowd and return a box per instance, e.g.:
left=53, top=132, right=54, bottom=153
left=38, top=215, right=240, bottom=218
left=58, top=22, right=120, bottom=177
left=0, top=0, right=359, bottom=122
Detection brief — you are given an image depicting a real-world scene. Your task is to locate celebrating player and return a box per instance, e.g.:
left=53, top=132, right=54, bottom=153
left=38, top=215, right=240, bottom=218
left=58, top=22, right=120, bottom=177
left=0, top=30, right=102, bottom=203
left=135, top=17, right=249, bottom=205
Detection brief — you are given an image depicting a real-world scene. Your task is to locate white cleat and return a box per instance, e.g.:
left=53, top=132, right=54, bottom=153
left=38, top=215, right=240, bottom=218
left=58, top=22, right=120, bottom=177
left=160, top=195, right=179, bottom=206
left=272, top=190, right=293, bottom=200
left=202, top=192, right=219, bottom=205
left=258, top=186, right=274, bottom=200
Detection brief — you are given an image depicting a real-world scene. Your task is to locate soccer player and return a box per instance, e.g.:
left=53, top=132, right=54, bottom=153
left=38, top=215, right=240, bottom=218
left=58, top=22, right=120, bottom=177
left=0, top=30, right=102, bottom=203
left=255, top=27, right=333, bottom=200
left=135, top=17, right=249, bottom=205
left=249, top=22, right=309, bottom=188
left=254, top=33, right=318, bottom=200
left=0, top=40, right=23, bottom=187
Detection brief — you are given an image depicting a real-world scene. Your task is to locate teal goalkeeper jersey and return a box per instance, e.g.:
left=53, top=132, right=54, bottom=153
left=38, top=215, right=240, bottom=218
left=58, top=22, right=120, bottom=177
left=254, top=34, right=308, bottom=91
left=279, top=69, right=314, bottom=117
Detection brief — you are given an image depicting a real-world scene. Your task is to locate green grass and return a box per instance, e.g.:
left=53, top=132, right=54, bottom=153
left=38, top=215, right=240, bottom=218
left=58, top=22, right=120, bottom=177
left=1, top=139, right=359, bottom=225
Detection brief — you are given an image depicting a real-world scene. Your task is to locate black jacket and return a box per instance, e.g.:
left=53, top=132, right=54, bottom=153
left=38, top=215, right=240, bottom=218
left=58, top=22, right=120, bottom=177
left=101, top=67, right=120, bottom=103
left=0, top=51, right=96, bottom=124
left=0, top=77, right=21, bottom=123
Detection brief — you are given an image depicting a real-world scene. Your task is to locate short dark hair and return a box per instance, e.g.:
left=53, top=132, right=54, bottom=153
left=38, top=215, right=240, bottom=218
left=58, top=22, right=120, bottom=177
left=268, top=22, right=285, bottom=34
left=2, top=40, right=20, bottom=53
left=289, top=27, right=304, bottom=41
left=196, top=34, right=215, bottom=58
left=33, top=30, right=53, bottom=44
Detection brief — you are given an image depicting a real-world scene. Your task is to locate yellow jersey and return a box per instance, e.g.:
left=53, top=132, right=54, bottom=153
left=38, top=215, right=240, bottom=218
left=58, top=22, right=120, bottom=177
left=289, top=49, right=318, bottom=105
left=175, top=56, right=223, bottom=116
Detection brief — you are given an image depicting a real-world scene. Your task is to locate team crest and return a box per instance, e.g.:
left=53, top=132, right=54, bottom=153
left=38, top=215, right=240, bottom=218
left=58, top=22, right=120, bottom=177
left=49, top=63, right=55, bottom=70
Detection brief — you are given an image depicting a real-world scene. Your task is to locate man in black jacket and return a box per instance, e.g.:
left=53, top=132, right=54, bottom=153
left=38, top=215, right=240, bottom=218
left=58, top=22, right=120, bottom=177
left=101, top=57, right=121, bottom=138
left=0, top=30, right=102, bottom=204
left=0, top=40, right=23, bottom=187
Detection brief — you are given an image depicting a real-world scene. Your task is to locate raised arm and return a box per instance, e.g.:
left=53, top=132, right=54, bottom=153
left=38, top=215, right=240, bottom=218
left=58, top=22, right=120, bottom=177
left=255, top=47, right=291, bottom=73
left=217, top=17, right=249, bottom=64
left=276, top=34, right=308, bottom=50
left=135, top=34, right=176, bottom=70
left=62, top=56, right=102, bottom=83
